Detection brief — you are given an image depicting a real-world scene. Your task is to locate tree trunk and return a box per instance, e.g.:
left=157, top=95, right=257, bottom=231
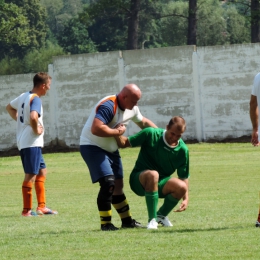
left=127, top=0, right=140, bottom=50
left=251, top=0, right=260, bottom=43
left=187, top=0, right=197, bottom=45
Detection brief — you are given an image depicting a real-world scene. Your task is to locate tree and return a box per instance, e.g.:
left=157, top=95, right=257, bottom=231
left=40, top=0, right=64, bottom=37
left=4, top=0, right=48, bottom=54
left=0, top=1, right=30, bottom=59
left=80, top=0, right=168, bottom=50
left=41, top=0, right=86, bottom=37
left=23, top=41, right=65, bottom=73
left=225, top=6, right=250, bottom=44
left=127, top=0, right=141, bottom=49
left=80, top=7, right=127, bottom=52
left=187, top=0, right=197, bottom=45
left=159, top=1, right=188, bottom=46
left=0, top=40, right=65, bottom=75
left=251, top=0, right=260, bottom=42
left=224, top=0, right=259, bottom=43
left=58, top=17, right=97, bottom=54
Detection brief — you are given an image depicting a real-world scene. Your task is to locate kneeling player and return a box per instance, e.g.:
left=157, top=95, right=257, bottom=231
left=115, top=116, right=189, bottom=229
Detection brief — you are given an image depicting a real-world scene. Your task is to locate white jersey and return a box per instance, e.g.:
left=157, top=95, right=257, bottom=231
left=80, top=95, right=143, bottom=152
left=10, top=92, right=44, bottom=150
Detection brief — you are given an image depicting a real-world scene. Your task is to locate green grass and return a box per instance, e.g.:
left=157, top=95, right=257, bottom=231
left=1, top=143, right=260, bottom=259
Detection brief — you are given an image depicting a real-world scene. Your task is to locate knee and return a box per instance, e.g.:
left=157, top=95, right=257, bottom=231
left=98, top=175, right=115, bottom=199
left=141, top=170, right=159, bottom=191
left=146, top=170, right=159, bottom=183
left=178, top=181, right=188, bottom=197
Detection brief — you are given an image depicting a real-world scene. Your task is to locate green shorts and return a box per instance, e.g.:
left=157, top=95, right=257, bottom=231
left=129, top=171, right=171, bottom=198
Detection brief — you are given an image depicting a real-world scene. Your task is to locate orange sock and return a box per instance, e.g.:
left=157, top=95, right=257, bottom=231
left=35, top=175, right=46, bottom=208
left=22, top=181, right=33, bottom=213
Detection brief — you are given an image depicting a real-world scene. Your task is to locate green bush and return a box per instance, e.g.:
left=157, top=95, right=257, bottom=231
left=0, top=41, right=65, bottom=75
left=0, top=57, right=24, bottom=75
left=23, top=41, right=65, bottom=73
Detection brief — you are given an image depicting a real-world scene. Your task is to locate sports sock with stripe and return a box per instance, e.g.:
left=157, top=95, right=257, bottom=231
left=112, top=194, right=132, bottom=224
left=97, top=193, right=112, bottom=226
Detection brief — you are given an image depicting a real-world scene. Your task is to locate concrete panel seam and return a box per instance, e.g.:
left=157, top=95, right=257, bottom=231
left=192, top=50, right=204, bottom=141
left=118, top=51, right=126, bottom=90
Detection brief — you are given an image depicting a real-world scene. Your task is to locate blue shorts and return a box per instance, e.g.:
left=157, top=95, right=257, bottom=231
left=80, top=145, right=123, bottom=183
left=19, top=147, right=46, bottom=174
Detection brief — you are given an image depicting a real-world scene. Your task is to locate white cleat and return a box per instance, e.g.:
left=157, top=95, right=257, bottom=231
left=147, top=218, right=158, bottom=230
left=157, top=215, right=173, bottom=227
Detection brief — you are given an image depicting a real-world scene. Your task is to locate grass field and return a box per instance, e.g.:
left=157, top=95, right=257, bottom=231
left=1, top=143, right=260, bottom=259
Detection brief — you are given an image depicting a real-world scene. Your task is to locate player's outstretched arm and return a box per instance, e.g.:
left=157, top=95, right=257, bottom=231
left=135, top=117, right=158, bottom=129
left=114, top=135, right=131, bottom=148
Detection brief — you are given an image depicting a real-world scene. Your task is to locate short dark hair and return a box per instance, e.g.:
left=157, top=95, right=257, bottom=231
left=33, top=72, right=51, bottom=88
left=167, top=116, right=186, bottom=131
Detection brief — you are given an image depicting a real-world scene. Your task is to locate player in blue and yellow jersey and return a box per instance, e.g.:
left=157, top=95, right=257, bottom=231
left=115, top=116, right=189, bottom=229
left=6, top=72, right=58, bottom=217
left=80, top=83, right=157, bottom=231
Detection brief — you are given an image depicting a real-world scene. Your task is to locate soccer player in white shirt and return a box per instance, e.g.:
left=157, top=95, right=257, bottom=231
left=6, top=72, right=57, bottom=217
left=80, top=83, right=157, bottom=231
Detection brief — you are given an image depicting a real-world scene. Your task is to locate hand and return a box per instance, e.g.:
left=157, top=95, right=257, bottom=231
left=115, top=123, right=126, bottom=135
left=251, top=130, right=259, bottom=146
left=35, top=124, right=44, bottom=135
left=174, top=200, right=188, bottom=212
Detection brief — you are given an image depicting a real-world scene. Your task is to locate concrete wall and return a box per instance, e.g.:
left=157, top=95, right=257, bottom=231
left=196, top=44, right=260, bottom=141
left=1, top=44, right=258, bottom=152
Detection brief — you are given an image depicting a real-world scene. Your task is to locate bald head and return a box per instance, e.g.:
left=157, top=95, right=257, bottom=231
left=118, top=83, right=142, bottom=110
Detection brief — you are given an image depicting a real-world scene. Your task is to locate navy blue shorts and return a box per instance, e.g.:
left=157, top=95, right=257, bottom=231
left=80, top=145, right=123, bottom=183
left=19, top=147, right=46, bottom=174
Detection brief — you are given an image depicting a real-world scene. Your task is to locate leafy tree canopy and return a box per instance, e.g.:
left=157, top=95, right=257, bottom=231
left=58, top=17, right=97, bottom=54
left=0, top=2, right=30, bottom=59
left=2, top=0, right=48, bottom=58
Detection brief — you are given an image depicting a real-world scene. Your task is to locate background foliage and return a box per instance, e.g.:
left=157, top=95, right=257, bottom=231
left=0, top=0, right=257, bottom=74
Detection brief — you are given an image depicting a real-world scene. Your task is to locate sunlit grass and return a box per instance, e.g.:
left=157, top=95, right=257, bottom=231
left=1, top=143, right=260, bottom=259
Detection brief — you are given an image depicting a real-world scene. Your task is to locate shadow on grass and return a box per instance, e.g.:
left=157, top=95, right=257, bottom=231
left=35, top=225, right=251, bottom=236
left=157, top=226, right=247, bottom=233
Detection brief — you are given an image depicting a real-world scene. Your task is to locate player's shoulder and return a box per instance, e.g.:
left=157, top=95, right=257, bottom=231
left=99, top=95, right=116, bottom=104
left=255, top=72, right=260, bottom=79
left=131, top=105, right=140, bottom=112
left=98, top=95, right=116, bottom=108
left=18, top=91, right=29, bottom=98
left=96, top=95, right=116, bottom=113
left=15, top=91, right=31, bottom=102
left=179, top=138, right=189, bottom=150
left=253, top=72, right=260, bottom=85
left=30, top=95, right=41, bottom=104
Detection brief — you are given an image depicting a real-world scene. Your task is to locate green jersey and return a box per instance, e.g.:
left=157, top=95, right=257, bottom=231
left=128, top=127, right=189, bottom=180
